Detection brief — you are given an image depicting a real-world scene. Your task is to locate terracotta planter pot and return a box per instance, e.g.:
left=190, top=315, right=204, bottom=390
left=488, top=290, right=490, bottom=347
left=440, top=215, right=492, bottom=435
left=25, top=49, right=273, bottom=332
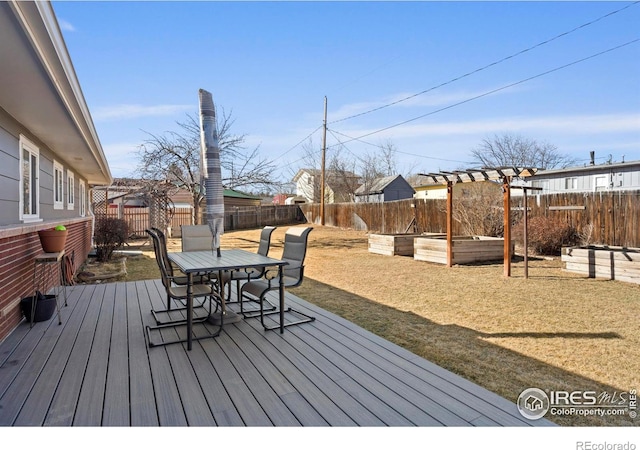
left=38, top=229, right=68, bottom=253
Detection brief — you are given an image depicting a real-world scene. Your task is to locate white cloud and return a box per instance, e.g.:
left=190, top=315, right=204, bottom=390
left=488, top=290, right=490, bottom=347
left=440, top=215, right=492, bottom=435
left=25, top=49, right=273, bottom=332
left=93, top=104, right=193, bottom=121
left=58, top=19, right=76, bottom=32
left=342, top=113, right=640, bottom=140
left=331, top=85, right=526, bottom=120
left=102, top=142, right=142, bottom=177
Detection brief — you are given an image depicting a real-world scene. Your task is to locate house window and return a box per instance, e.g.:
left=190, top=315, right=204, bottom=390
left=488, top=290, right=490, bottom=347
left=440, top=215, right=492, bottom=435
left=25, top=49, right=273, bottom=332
left=67, top=170, right=75, bottom=210
left=19, top=135, right=40, bottom=220
left=53, top=161, right=64, bottom=209
left=564, top=177, right=577, bottom=190
left=594, top=175, right=608, bottom=191
left=79, top=180, right=86, bottom=217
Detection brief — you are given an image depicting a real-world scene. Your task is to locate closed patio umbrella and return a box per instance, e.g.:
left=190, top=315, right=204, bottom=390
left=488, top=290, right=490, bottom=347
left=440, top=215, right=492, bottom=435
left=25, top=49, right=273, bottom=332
left=198, top=88, right=224, bottom=257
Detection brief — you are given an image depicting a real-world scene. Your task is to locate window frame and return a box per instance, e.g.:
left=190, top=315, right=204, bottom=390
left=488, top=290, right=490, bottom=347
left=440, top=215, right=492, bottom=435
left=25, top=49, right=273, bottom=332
left=53, top=160, right=64, bottom=210
left=67, top=170, right=75, bottom=210
left=564, top=177, right=578, bottom=190
left=19, top=135, right=41, bottom=221
left=79, top=180, right=86, bottom=217
left=594, top=175, right=608, bottom=192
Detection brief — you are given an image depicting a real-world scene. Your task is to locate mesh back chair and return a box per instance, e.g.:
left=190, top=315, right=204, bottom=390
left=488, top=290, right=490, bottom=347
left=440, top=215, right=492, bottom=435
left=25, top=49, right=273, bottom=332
left=146, top=229, right=216, bottom=326
left=220, top=226, right=276, bottom=309
left=181, top=225, right=215, bottom=252
left=239, top=226, right=315, bottom=331
left=151, top=227, right=188, bottom=286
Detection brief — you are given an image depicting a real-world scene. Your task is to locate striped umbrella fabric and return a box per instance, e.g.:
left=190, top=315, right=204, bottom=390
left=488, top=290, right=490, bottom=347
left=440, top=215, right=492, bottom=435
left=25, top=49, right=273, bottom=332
left=198, top=88, right=224, bottom=256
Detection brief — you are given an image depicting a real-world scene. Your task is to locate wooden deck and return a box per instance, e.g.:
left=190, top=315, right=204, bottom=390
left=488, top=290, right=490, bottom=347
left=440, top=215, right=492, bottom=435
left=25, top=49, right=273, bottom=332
left=0, top=279, right=554, bottom=427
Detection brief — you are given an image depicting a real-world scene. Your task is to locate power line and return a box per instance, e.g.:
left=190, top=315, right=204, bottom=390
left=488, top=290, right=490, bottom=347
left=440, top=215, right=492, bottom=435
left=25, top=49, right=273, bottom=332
left=330, top=38, right=640, bottom=145
left=270, top=124, right=323, bottom=162
left=330, top=1, right=640, bottom=124
left=328, top=128, right=474, bottom=165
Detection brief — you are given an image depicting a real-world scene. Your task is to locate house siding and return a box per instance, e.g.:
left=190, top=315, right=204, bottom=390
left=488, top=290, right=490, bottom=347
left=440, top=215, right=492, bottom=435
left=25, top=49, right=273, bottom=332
left=0, top=217, right=93, bottom=341
left=383, top=177, right=415, bottom=201
left=0, top=112, right=87, bottom=226
left=529, top=162, right=640, bottom=194
left=355, top=175, right=415, bottom=203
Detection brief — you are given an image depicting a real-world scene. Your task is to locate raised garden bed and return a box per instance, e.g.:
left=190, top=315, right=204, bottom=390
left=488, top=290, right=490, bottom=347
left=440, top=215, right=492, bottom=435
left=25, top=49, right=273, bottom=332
left=414, top=235, right=513, bottom=265
left=368, top=233, right=444, bottom=256
left=562, top=245, right=640, bottom=284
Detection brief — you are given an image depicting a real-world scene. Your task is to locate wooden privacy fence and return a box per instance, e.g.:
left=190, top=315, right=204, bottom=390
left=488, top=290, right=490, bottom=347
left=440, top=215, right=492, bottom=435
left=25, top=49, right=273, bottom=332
left=104, top=206, right=191, bottom=237
left=527, top=191, right=640, bottom=248
left=221, top=205, right=307, bottom=230
left=301, top=200, right=461, bottom=235
left=300, top=190, right=640, bottom=248
left=102, top=204, right=306, bottom=237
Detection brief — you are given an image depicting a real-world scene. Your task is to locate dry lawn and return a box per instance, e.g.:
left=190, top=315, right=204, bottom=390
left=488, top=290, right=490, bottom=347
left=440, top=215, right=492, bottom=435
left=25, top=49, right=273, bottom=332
left=121, top=225, right=640, bottom=427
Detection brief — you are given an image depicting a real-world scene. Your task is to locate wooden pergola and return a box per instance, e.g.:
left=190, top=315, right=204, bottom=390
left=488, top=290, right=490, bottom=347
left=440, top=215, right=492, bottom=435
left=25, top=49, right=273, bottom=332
left=418, top=167, right=538, bottom=277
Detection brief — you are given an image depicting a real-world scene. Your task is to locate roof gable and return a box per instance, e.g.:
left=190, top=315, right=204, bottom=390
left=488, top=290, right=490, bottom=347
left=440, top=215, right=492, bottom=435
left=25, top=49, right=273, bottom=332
left=355, top=175, right=414, bottom=195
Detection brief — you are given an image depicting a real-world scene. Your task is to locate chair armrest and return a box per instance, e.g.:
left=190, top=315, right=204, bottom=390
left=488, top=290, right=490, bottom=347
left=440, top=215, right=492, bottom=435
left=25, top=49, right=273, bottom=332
left=263, top=266, right=279, bottom=280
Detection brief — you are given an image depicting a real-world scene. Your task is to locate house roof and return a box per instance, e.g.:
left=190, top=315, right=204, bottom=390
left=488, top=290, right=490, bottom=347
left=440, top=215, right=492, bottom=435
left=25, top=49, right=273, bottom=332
left=529, top=160, right=640, bottom=178
left=354, top=175, right=413, bottom=195
left=0, top=1, right=112, bottom=186
left=223, top=188, right=262, bottom=200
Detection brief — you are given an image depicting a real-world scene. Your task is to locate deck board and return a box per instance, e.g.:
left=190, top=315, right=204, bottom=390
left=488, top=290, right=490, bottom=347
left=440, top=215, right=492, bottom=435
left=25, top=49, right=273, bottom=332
left=44, top=284, right=99, bottom=426
left=0, top=278, right=555, bottom=427
left=126, top=281, right=159, bottom=427
left=73, top=283, right=112, bottom=426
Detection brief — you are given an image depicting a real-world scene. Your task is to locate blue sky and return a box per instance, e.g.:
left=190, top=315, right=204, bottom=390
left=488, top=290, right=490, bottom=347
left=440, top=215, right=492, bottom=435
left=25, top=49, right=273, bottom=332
left=52, top=1, right=640, bottom=188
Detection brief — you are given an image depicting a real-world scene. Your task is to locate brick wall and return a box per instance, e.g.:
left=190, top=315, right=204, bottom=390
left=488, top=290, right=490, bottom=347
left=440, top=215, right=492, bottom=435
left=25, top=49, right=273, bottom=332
left=0, top=217, right=93, bottom=341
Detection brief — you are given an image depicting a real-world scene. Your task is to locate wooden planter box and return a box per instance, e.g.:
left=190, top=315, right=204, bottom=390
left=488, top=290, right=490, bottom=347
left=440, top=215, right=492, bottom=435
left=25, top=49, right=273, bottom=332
left=562, top=245, right=640, bottom=284
left=368, top=233, right=428, bottom=256
left=414, top=235, right=512, bottom=265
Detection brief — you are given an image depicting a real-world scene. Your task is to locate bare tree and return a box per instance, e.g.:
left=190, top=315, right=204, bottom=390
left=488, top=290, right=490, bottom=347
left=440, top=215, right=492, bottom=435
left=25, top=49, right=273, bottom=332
left=136, top=109, right=275, bottom=224
left=471, top=133, right=577, bottom=170
left=292, top=137, right=403, bottom=203
left=452, top=182, right=507, bottom=237
left=327, top=147, right=360, bottom=202
left=292, top=138, right=360, bottom=203
left=379, top=139, right=398, bottom=177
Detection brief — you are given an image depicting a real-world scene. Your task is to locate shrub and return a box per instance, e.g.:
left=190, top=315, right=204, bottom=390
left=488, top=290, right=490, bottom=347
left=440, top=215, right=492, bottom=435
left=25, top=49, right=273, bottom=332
left=515, top=216, right=580, bottom=256
left=452, top=182, right=507, bottom=237
left=94, top=217, right=129, bottom=262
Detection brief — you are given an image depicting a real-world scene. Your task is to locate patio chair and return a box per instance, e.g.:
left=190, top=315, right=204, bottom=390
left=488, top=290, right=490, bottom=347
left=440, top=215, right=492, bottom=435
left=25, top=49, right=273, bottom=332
left=220, top=226, right=277, bottom=311
left=146, top=228, right=215, bottom=326
left=181, top=224, right=215, bottom=252
left=239, top=226, right=316, bottom=330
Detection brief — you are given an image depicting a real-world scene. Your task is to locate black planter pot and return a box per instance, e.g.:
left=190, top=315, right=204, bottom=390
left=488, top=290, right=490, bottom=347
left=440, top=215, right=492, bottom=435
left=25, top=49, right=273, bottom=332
left=20, top=293, right=57, bottom=322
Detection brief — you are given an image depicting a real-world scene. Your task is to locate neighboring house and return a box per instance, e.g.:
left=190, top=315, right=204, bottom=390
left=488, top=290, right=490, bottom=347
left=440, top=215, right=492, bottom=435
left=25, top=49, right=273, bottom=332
left=354, top=175, right=415, bottom=203
left=292, top=168, right=360, bottom=204
left=522, top=158, right=640, bottom=194
left=0, top=2, right=112, bottom=340
left=413, top=174, right=467, bottom=200
left=271, top=193, right=289, bottom=205
left=413, top=177, right=503, bottom=200
left=285, top=196, right=308, bottom=205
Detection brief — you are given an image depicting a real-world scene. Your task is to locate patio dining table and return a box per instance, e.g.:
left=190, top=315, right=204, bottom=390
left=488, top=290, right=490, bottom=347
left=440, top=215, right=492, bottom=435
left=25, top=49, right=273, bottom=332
left=167, top=248, right=288, bottom=350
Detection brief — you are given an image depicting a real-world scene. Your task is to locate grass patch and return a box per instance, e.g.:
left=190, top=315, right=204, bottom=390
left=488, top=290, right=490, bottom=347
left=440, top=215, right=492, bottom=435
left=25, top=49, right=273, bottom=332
left=123, top=225, right=640, bottom=426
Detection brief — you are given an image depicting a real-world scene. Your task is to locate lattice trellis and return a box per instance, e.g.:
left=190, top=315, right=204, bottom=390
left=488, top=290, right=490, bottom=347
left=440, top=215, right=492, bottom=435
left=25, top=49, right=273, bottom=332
left=91, top=180, right=178, bottom=238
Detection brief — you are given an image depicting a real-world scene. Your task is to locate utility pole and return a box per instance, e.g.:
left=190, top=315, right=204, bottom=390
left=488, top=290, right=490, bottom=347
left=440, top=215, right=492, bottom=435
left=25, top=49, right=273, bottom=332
left=320, top=96, right=327, bottom=226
